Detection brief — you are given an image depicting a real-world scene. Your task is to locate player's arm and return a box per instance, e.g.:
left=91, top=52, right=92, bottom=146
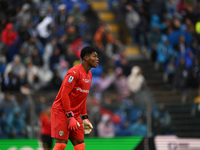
left=61, top=72, right=80, bottom=130
left=81, top=102, right=93, bottom=134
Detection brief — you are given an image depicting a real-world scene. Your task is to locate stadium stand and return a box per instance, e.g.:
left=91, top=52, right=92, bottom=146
left=0, top=0, right=200, bottom=141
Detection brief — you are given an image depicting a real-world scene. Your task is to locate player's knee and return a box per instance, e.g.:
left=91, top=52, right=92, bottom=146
left=53, top=143, right=66, bottom=150
left=74, top=143, right=85, bottom=150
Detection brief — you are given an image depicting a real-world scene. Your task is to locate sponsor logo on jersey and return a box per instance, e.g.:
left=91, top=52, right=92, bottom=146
left=76, top=87, right=89, bottom=93
left=68, top=76, right=74, bottom=83
left=59, top=131, right=64, bottom=136
left=82, top=79, right=91, bottom=83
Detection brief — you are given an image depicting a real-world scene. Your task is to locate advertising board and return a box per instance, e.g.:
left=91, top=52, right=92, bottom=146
left=155, top=135, right=200, bottom=150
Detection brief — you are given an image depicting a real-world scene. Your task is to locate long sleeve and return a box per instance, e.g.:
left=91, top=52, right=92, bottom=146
left=61, top=85, right=73, bottom=112
left=61, top=71, right=77, bottom=113
left=81, top=100, right=87, bottom=116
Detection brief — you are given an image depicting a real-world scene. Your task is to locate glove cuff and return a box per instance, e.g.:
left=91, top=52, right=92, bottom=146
left=66, top=111, right=74, bottom=118
left=81, top=115, right=89, bottom=120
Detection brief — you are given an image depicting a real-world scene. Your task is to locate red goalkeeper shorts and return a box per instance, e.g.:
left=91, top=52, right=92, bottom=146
left=51, top=110, right=84, bottom=140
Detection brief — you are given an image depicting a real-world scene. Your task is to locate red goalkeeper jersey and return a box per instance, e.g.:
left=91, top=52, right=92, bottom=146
left=51, top=64, right=92, bottom=117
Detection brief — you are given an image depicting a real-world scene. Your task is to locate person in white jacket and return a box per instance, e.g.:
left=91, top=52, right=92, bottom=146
left=97, top=114, right=115, bottom=138
left=36, top=16, right=53, bottom=45
left=127, top=66, right=145, bottom=93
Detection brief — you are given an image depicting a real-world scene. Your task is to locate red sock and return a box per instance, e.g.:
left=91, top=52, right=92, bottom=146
left=74, top=143, right=85, bottom=150
left=53, top=143, right=66, bottom=150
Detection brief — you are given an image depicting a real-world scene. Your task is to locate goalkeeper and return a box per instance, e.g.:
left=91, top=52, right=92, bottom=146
left=51, top=46, right=99, bottom=150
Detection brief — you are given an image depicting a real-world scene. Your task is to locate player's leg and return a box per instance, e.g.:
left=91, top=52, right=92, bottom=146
left=41, top=134, right=53, bottom=150
left=70, top=137, right=85, bottom=150
left=51, top=111, right=69, bottom=150
left=53, top=139, right=68, bottom=150
left=69, top=117, right=85, bottom=150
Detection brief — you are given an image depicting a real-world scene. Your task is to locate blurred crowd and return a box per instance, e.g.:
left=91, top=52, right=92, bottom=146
left=109, top=0, right=200, bottom=101
left=1, top=0, right=199, bottom=139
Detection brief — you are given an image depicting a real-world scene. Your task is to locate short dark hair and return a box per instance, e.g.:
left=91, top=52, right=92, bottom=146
left=80, top=46, right=97, bottom=60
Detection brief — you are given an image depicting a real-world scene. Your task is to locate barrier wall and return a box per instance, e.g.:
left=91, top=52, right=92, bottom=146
left=1, top=136, right=200, bottom=150
left=0, top=137, right=143, bottom=150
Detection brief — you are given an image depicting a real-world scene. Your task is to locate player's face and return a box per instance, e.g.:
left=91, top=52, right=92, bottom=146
left=88, top=52, right=99, bottom=68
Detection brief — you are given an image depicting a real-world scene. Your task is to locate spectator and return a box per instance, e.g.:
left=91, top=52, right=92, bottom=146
left=187, top=58, right=200, bottom=89
left=117, top=54, right=131, bottom=77
left=26, top=58, right=41, bottom=91
left=166, top=0, right=178, bottom=19
left=49, top=47, right=62, bottom=72
left=16, top=3, right=32, bottom=26
left=117, top=120, right=132, bottom=136
left=127, top=65, right=154, bottom=110
left=43, top=38, right=57, bottom=69
left=0, top=110, right=8, bottom=139
left=149, top=0, right=166, bottom=18
left=94, top=23, right=114, bottom=50
left=101, top=93, right=120, bottom=113
left=55, top=4, right=68, bottom=28
left=0, top=92, right=17, bottom=109
left=152, top=103, right=171, bottom=135
left=69, top=4, right=83, bottom=26
left=1, top=23, right=18, bottom=46
left=57, top=34, right=68, bottom=54
left=50, top=69, right=62, bottom=90
left=7, top=107, right=27, bottom=138
left=96, top=72, right=115, bottom=93
left=125, top=4, right=140, bottom=43
left=1, top=72, right=20, bottom=92
left=17, top=25, right=31, bottom=43
left=191, top=93, right=200, bottom=118
left=105, top=39, right=126, bottom=60
left=66, top=23, right=79, bottom=43
left=0, top=0, right=200, bottom=140
left=37, top=65, right=53, bottom=89
left=83, top=4, right=100, bottom=35
left=0, top=50, right=7, bottom=74
left=163, top=58, right=176, bottom=84
left=35, top=0, right=51, bottom=16
left=36, top=95, right=48, bottom=117
left=177, top=0, right=187, bottom=15
left=20, top=36, right=41, bottom=57
left=130, top=117, right=147, bottom=137
left=31, top=49, right=43, bottom=67
left=4, top=55, right=25, bottom=78
left=18, top=69, right=30, bottom=94
left=0, top=14, right=7, bottom=33
left=173, top=57, right=189, bottom=92
left=79, top=17, right=90, bottom=41
left=18, top=48, right=28, bottom=67
left=57, top=59, right=69, bottom=80
left=97, top=114, right=115, bottom=138
left=36, top=16, right=53, bottom=46
left=64, top=45, right=77, bottom=68
left=147, top=26, right=162, bottom=53
left=127, top=66, right=145, bottom=94
left=113, top=67, right=130, bottom=100
left=150, top=14, right=166, bottom=31
left=136, top=4, right=149, bottom=46
left=156, top=35, right=175, bottom=71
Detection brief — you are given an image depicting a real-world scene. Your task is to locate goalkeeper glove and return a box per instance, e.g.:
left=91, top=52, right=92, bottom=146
left=82, top=115, right=93, bottom=134
left=66, top=111, right=80, bottom=131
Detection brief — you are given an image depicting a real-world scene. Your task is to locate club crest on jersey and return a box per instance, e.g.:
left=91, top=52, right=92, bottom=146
left=59, top=131, right=64, bottom=136
left=68, top=76, right=74, bottom=83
